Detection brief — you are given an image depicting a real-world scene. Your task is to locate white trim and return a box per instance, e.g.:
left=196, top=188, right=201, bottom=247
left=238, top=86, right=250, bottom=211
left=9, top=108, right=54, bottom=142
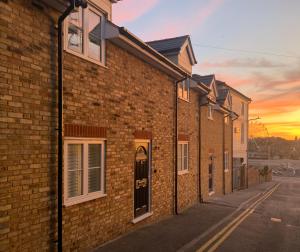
left=178, top=170, right=189, bottom=175
left=132, top=212, right=153, bottom=224
left=178, top=79, right=190, bottom=101
left=64, top=3, right=106, bottom=67
left=135, top=139, right=151, bottom=143
left=64, top=193, right=107, bottom=207
left=64, top=138, right=106, bottom=206
left=178, top=141, right=189, bottom=173
left=224, top=169, right=229, bottom=173
left=208, top=105, right=214, bottom=120
left=209, top=191, right=215, bottom=196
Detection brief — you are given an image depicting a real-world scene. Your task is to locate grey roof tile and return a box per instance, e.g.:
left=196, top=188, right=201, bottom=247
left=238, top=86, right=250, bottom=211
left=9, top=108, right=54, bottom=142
left=192, top=74, right=215, bottom=87
left=146, top=35, right=189, bottom=54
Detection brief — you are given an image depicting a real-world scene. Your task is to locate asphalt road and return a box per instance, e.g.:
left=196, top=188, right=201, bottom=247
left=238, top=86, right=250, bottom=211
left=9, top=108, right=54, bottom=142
left=95, top=177, right=300, bottom=252
left=212, top=176, right=300, bottom=252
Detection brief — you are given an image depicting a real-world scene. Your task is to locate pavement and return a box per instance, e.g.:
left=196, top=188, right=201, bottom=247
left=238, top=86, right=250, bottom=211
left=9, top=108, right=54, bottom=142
left=94, top=180, right=286, bottom=252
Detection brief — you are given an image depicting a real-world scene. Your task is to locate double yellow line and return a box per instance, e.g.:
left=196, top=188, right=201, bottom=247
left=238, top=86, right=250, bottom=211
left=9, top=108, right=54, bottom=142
left=196, top=183, right=280, bottom=252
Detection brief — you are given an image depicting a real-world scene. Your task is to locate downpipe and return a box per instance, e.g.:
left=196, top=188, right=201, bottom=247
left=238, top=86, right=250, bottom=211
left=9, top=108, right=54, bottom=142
left=174, top=76, right=188, bottom=215
left=57, top=1, right=87, bottom=251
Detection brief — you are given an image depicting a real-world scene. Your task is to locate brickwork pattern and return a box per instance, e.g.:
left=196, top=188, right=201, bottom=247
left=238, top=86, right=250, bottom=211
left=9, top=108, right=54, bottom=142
left=200, top=107, right=224, bottom=200
left=224, top=119, right=233, bottom=194
left=177, top=93, right=200, bottom=211
left=0, top=1, right=177, bottom=251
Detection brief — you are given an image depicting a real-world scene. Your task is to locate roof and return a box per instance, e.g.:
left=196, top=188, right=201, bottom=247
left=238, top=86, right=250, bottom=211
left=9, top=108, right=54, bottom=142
left=147, top=35, right=197, bottom=65
left=217, top=88, right=229, bottom=104
left=192, top=74, right=215, bottom=88
left=147, top=35, right=189, bottom=54
left=221, top=82, right=251, bottom=102
left=36, top=0, right=120, bottom=12
left=117, top=26, right=188, bottom=77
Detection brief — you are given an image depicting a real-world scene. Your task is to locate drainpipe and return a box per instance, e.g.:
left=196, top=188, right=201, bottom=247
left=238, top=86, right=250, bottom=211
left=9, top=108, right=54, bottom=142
left=57, top=1, right=87, bottom=251
left=174, top=76, right=188, bottom=215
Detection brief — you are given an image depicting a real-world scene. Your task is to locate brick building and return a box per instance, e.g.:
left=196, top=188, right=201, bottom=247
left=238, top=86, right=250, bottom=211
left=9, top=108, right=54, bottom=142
left=0, top=0, right=239, bottom=251
left=192, top=75, right=234, bottom=200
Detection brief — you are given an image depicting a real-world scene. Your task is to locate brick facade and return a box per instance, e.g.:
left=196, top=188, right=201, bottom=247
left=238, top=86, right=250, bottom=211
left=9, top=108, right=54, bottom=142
left=224, top=119, right=233, bottom=194
left=177, top=92, right=200, bottom=211
left=0, top=1, right=236, bottom=251
left=200, top=107, right=226, bottom=200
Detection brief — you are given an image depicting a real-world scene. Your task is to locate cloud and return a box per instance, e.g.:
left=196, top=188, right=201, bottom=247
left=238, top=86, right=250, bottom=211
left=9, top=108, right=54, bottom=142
left=144, top=0, right=224, bottom=40
left=113, top=0, right=159, bottom=24
left=199, top=58, right=286, bottom=68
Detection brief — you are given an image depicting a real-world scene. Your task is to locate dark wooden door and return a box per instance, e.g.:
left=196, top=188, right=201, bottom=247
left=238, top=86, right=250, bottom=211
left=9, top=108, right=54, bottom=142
left=134, top=145, right=149, bottom=218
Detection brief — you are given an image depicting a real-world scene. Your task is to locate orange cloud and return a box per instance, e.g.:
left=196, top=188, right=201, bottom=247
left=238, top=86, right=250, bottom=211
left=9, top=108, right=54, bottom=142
left=113, top=0, right=159, bottom=24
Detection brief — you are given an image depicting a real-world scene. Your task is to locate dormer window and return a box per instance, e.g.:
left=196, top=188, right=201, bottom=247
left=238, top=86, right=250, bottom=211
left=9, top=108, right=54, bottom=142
left=66, top=4, right=106, bottom=65
left=178, top=79, right=189, bottom=101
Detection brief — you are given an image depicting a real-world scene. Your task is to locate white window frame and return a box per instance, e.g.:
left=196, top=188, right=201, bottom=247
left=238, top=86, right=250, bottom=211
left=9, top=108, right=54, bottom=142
left=225, top=115, right=229, bottom=124
left=178, top=141, right=189, bottom=175
left=64, top=3, right=106, bottom=66
left=241, top=102, right=245, bottom=116
left=208, top=105, right=214, bottom=120
left=64, top=138, right=106, bottom=206
left=178, top=79, right=190, bottom=101
left=224, top=151, right=229, bottom=172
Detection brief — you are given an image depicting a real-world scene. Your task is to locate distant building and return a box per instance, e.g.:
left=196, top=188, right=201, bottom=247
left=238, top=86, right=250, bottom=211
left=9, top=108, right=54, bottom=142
left=218, top=83, right=251, bottom=189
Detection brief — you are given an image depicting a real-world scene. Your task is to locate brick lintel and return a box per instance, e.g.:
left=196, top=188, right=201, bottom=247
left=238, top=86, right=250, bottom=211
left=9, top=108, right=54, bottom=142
left=64, top=124, right=107, bottom=138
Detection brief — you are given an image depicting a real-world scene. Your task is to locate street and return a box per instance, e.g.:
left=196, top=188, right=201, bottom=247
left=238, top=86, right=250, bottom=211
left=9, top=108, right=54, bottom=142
left=209, top=176, right=300, bottom=252
left=95, top=177, right=300, bottom=252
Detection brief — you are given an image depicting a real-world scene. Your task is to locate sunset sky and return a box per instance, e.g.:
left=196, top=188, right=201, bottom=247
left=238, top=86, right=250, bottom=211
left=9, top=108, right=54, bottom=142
left=113, top=0, right=300, bottom=140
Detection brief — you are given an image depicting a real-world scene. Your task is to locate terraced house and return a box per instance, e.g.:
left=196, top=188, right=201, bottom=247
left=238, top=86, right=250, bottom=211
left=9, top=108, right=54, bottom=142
left=0, top=0, right=247, bottom=251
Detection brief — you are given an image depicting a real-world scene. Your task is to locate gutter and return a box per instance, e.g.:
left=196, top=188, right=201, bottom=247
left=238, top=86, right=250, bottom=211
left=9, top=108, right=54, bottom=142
left=104, top=21, right=188, bottom=79
left=57, top=1, right=87, bottom=251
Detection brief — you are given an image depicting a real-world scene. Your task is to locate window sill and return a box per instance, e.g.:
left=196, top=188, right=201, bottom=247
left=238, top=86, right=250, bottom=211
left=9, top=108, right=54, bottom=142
left=209, top=191, right=215, bottom=196
left=224, top=169, right=229, bottom=173
left=64, top=48, right=108, bottom=69
left=178, top=97, right=190, bottom=103
left=64, top=192, right=107, bottom=207
left=132, top=212, right=153, bottom=224
left=208, top=117, right=214, bottom=121
left=178, top=170, right=189, bottom=175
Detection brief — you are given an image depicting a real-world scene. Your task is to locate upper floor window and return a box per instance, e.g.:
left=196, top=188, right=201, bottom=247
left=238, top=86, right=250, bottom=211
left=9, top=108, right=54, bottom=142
left=208, top=105, right=213, bottom=120
left=178, top=79, right=189, bottom=101
left=66, top=4, right=105, bottom=64
left=241, top=102, right=245, bottom=116
left=178, top=142, right=188, bottom=173
left=225, top=115, right=229, bottom=124
left=241, top=122, right=245, bottom=144
left=224, top=151, right=229, bottom=172
left=64, top=138, right=106, bottom=206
